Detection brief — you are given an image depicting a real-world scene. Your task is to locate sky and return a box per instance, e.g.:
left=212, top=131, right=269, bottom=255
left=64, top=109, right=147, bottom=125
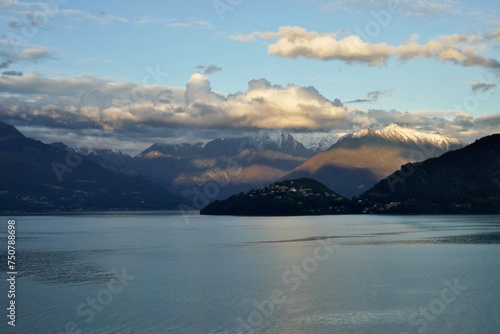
left=0, top=0, right=499, bottom=154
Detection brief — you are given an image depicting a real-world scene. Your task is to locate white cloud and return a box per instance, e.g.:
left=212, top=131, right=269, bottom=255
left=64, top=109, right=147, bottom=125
left=232, top=26, right=500, bottom=68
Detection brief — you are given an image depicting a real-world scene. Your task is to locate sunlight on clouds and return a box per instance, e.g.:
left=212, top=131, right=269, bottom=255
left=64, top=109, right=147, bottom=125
left=0, top=72, right=498, bottom=148
left=0, top=72, right=347, bottom=131
left=232, top=26, right=500, bottom=68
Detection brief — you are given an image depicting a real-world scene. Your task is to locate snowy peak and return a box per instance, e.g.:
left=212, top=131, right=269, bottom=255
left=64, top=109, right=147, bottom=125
left=137, top=143, right=204, bottom=159
left=293, top=132, right=340, bottom=152
left=254, top=131, right=314, bottom=158
left=341, top=124, right=466, bottom=149
left=256, top=130, right=292, bottom=147
left=76, top=148, right=130, bottom=158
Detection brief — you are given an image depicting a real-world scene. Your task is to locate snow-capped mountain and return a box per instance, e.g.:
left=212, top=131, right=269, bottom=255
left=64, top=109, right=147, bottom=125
left=287, top=124, right=467, bottom=198
left=130, top=131, right=315, bottom=199
left=136, top=143, right=204, bottom=159
left=339, top=124, right=465, bottom=149
left=193, top=131, right=315, bottom=159
left=49, top=125, right=468, bottom=202
left=293, top=132, right=341, bottom=152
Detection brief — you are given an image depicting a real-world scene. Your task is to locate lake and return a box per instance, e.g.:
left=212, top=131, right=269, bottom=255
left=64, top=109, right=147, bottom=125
left=1, top=213, right=500, bottom=334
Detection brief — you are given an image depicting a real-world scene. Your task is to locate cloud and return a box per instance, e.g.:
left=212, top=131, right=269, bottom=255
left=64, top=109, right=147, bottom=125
left=0, top=39, right=52, bottom=76
left=345, top=89, right=391, bottom=103
left=232, top=26, right=500, bottom=69
left=471, top=82, right=497, bottom=93
left=2, top=70, right=23, bottom=76
left=0, top=0, right=129, bottom=25
left=0, top=72, right=348, bottom=132
left=230, top=31, right=279, bottom=43
left=168, top=17, right=213, bottom=30
left=333, top=98, right=343, bottom=107
left=475, top=112, right=500, bottom=127
left=203, top=65, right=222, bottom=75
left=1, top=39, right=52, bottom=62
left=0, top=73, right=115, bottom=96
left=21, top=47, right=51, bottom=61
left=0, top=59, right=13, bottom=69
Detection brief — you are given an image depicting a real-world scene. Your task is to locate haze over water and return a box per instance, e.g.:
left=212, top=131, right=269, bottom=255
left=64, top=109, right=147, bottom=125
left=1, top=213, right=499, bottom=334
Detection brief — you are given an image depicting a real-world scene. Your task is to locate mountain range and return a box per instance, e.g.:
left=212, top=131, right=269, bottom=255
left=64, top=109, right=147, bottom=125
left=201, top=134, right=500, bottom=216
left=360, top=134, right=500, bottom=214
left=132, top=132, right=315, bottom=200
left=286, top=124, right=465, bottom=198
left=79, top=124, right=464, bottom=201
left=0, top=122, right=181, bottom=213
left=0, top=121, right=471, bottom=213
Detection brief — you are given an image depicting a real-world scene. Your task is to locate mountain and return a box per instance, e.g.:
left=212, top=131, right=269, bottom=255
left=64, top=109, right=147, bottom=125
left=133, top=143, right=205, bottom=194
left=200, top=178, right=354, bottom=216
left=359, top=134, right=500, bottom=214
left=133, top=131, right=316, bottom=200
left=0, top=122, right=182, bottom=213
left=293, top=132, right=340, bottom=152
left=286, top=124, right=466, bottom=199
left=70, top=148, right=137, bottom=175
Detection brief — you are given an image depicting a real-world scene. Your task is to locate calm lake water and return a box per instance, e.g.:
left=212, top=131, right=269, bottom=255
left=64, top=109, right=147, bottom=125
left=1, top=213, right=500, bottom=334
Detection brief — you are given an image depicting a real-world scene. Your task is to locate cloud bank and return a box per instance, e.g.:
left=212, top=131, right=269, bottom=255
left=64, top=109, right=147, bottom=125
left=0, top=72, right=346, bottom=131
left=0, top=73, right=497, bottom=153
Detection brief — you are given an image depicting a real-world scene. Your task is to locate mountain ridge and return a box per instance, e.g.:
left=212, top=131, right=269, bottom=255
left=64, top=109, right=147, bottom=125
left=339, top=124, right=466, bottom=149
left=360, top=133, right=500, bottom=214
left=286, top=124, right=466, bottom=198
left=0, top=121, right=182, bottom=213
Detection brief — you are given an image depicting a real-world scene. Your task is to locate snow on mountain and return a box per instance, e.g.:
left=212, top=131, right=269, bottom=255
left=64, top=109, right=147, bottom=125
left=339, top=124, right=466, bottom=149
left=256, top=130, right=293, bottom=147
left=293, top=132, right=342, bottom=152
left=76, top=148, right=131, bottom=158
left=136, top=143, right=204, bottom=159
left=250, top=131, right=314, bottom=157
left=256, top=130, right=343, bottom=153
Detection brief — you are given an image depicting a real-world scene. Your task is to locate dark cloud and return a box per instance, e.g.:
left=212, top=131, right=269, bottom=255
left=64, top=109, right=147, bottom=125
left=2, top=70, right=23, bottom=77
left=333, top=98, right=343, bottom=107
left=8, top=21, right=22, bottom=28
left=345, top=90, right=391, bottom=104
left=471, top=82, right=497, bottom=93
left=204, top=64, right=222, bottom=75
left=367, top=90, right=384, bottom=100
left=346, top=98, right=371, bottom=104
left=0, top=59, right=13, bottom=69
left=0, top=74, right=114, bottom=96
left=475, top=113, right=500, bottom=127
